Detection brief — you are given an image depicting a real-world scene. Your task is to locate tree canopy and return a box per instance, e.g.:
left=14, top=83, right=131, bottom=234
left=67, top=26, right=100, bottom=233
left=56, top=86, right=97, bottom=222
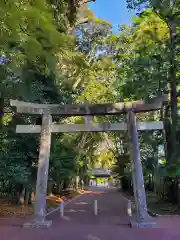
left=0, top=0, right=179, bottom=205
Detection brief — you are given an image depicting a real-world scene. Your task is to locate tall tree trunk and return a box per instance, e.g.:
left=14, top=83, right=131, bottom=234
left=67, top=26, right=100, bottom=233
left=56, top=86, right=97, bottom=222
left=168, top=20, right=177, bottom=162
left=16, top=184, right=25, bottom=205
left=0, top=92, right=3, bottom=128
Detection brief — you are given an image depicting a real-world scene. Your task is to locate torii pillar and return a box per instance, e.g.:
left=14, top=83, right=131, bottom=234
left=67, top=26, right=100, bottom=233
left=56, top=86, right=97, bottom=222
left=24, top=112, right=52, bottom=228
left=127, top=111, right=156, bottom=228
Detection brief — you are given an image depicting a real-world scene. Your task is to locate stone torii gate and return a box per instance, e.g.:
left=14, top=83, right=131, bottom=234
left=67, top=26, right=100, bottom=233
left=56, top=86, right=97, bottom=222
left=10, top=96, right=167, bottom=228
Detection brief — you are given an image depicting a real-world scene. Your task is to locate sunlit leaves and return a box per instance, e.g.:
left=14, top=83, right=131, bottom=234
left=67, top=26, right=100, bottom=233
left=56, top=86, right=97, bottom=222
left=114, top=11, right=169, bottom=101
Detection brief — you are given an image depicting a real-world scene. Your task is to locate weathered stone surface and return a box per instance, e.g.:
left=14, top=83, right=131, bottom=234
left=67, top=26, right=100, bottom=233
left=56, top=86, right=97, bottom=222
left=23, top=220, right=52, bottom=229
left=130, top=220, right=156, bottom=228
left=16, top=121, right=163, bottom=133
left=34, top=114, right=52, bottom=222
left=127, top=111, right=153, bottom=224
left=10, top=95, right=167, bottom=116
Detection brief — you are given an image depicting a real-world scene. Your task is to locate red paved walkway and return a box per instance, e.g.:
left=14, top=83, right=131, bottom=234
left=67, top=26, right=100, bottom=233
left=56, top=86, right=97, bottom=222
left=0, top=187, right=180, bottom=239
left=48, top=187, right=130, bottom=226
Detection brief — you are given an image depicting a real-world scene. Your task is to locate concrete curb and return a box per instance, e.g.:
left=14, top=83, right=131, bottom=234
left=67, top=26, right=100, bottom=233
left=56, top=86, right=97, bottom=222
left=45, top=193, right=83, bottom=217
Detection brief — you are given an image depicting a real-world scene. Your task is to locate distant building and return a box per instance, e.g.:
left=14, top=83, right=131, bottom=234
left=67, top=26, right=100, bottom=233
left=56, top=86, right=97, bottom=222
left=76, top=0, right=96, bottom=25
left=92, top=168, right=111, bottom=178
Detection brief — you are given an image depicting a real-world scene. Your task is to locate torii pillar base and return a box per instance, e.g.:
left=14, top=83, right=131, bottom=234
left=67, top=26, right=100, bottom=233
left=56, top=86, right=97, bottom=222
left=130, top=220, right=156, bottom=228
left=23, top=220, right=52, bottom=229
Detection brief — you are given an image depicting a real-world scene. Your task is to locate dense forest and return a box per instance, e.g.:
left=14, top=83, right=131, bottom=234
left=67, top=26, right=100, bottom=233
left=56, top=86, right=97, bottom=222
left=0, top=0, right=180, bottom=212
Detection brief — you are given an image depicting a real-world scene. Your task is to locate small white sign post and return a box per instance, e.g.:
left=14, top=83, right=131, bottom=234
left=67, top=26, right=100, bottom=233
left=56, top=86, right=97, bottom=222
left=127, top=200, right=132, bottom=217
left=93, top=200, right=98, bottom=216
left=60, top=202, right=64, bottom=217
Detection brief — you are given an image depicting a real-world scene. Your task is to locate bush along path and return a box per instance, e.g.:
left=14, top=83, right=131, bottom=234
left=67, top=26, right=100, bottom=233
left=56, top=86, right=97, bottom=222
left=0, top=189, right=88, bottom=220
left=120, top=190, right=180, bottom=217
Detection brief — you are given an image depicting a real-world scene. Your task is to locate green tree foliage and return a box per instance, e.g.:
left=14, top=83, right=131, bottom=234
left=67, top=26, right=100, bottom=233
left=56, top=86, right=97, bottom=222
left=0, top=0, right=81, bottom=197
left=0, top=2, right=116, bottom=199
left=115, top=11, right=169, bottom=100
left=1, top=0, right=179, bottom=206
left=126, top=0, right=180, bottom=162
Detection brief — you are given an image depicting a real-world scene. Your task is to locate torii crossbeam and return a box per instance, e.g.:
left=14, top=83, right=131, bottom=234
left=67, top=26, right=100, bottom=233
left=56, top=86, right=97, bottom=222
left=10, top=95, right=167, bottom=116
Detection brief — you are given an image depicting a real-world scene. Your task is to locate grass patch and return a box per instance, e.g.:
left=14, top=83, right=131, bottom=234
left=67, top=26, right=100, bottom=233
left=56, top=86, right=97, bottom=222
left=121, top=190, right=179, bottom=216
left=146, top=192, right=179, bottom=216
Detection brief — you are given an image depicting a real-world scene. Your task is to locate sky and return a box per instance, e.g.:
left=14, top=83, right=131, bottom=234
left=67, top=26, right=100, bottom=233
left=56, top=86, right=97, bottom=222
left=88, top=0, right=134, bottom=32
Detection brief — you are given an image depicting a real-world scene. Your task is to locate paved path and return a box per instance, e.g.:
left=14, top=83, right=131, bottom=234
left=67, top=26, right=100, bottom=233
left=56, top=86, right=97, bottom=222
left=48, top=187, right=130, bottom=226
left=0, top=187, right=180, bottom=240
